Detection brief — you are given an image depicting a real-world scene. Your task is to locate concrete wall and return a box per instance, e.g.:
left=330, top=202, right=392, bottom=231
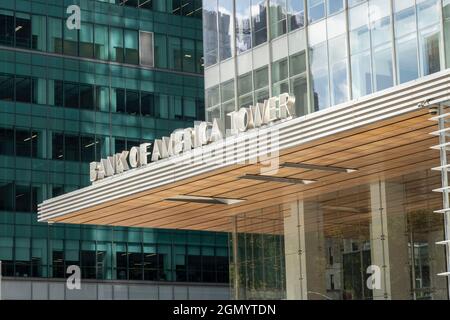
left=0, top=278, right=230, bottom=300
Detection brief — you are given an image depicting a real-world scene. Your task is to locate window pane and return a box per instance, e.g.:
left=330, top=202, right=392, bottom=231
left=140, top=31, right=154, bottom=67
left=15, top=77, right=32, bottom=103
left=64, top=82, right=79, bottom=109
left=52, top=133, right=64, bottom=160
left=219, top=0, right=234, bottom=60
left=236, top=0, right=252, bottom=54
left=154, top=34, right=167, bottom=68
left=54, top=80, right=64, bottom=107
left=238, top=72, right=253, bottom=96
left=16, top=130, right=31, bottom=158
left=32, top=15, right=46, bottom=51
left=182, top=38, right=195, bottom=72
left=81, top=136, right=96, bottom=162
left=126, top=90, right=140, bottom=115
left=270, top=0, right=287, bottom=39
left=168, top=37, right=182, bottom=70
left=290, top=51, right=306, bottom=76
left=113, top=88, right=126, bottom=113
left=308, top=0, right=325, bottom=23
left=64, top=24, right=78, bottom=56
left=0, top=10, right=14, bottom=46
left=0, top=128, right=14, bottom=156
left=287, top=0, right=305, bottom=31
left=80, top=23, right=94, bottom=58
left=96, top=86, right=109, bottom=112
left=252, top=0, right=268, bottom=46
left=95, top=25, right=109, bottom=60
left=254, top=66, right=269, bottom=90
left=0, top=73, right=14, bottom=101
left=373, top=44, right=394, bottom=92
left=351, top=52, right=372, bottom=98
left=272, top=58, right=288, bottom=84
left=420, top=27, right=441, bottom=76
left=141, top=92, right=154, bottom=116
left=110, top=27, right=124, bottom=63
left=329, top=36, right=348, bottom=105
left=328, top=0, right=344, bottom=15
left=396, top=34, right=419, bottom=83
left=310, top=43, right=330, bottom=110
left=80, top=84, right=94, bottom=110
left=48, top=18, right=62, bottom=53
left=291, top=75, right=308, bottom=116
left=65, top=135, right=80, bottom=162
left=124, top=29, right=139, bottom=64
left=0, top=181, right=14, bottom=211
left=16, top=184, right=31, bottom=212
left=15, top=13, right=32, bottom=49
left=203, top=0, right=219, bottom=67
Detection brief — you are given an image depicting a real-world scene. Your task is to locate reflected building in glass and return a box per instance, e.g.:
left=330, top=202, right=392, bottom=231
left=203, top=0, right=450, bottom=300
left=0, top=0, right=230, bottom=300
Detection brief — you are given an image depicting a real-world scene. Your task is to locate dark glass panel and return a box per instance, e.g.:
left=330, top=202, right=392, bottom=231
left=79, top=84, right=94, bottom=110
left=126, top=90, right=140, bottom=115
left=64, top=82, right=79, bottom=109
left=64, top=135, right=80, bottom=162
left=0, top=73, right=14, bottom=101
left=15, top=77, right=32, bottom=103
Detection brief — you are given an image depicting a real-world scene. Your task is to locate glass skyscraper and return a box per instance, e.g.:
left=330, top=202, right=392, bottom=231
left=0, top=0, right=229, bottom=299
left=203, top=0, right=450, bottom=127
left=201, top=0, right=450, bottom=300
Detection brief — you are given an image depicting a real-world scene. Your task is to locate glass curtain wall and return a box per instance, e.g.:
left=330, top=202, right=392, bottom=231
left=230, top=170, right=448, bottom=300
left=204, top=0, right=447, bottom=117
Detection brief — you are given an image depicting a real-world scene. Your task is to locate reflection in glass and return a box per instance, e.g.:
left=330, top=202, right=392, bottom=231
left=236, top=0, right=252, bottom=54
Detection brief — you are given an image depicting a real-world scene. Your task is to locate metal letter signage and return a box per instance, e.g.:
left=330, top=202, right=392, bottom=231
left=90, top=93, right=295, bottom=183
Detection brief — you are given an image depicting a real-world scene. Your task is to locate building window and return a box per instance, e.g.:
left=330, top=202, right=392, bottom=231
left=168, top=36, right=182, bottom=70
left=110, top=27, right=124, bottom=63
left=0, top=10, right=14, bottom=46
left=64, top=21, right=78, bottom=56
left=218, top=0, right=234, bottom=60
left=15, top=13, right=32, bottom=49
left=141, top=92, right=155, bottom=116
left=64, top=82, right=80, bottom=109
left=252, top=0, right=268, bottom=46
left=287, top=0, right=305, bottom=31
left=236, top=0, right=252, bottom=54
left=0, top=73, right=15, bottom=101
left=80, top=23, right=94, bottom=58
left=203, top=0, right=219, bottom=67
left=139, top=31, right=154, bottom=67
left=124, top=29, right=139, bottom=64
left=95, top=25, right=109, bottom=60
left=270, top=0, right=287, bottom=40
left=15, top=77, right=32, bottom=103
left=308, top=0, right=326, bottom=23
left=32, top=15, right=46, bottom=51
left=79, top=84, right=95, bottom=110
left=48, top=17, right=63, bottom=54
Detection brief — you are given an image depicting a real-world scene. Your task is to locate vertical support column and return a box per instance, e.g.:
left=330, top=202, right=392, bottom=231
left=370, top=181, right=411, bottom=300
left=284, top=200, right=327, bottom=299
left=303, top=201, right=327, bottom=299
left=284, top=201, right=308, bottom=299
left=231, top=216, right=240, bottom=300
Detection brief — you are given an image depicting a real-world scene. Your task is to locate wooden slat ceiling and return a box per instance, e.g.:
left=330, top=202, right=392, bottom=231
left=47, top=109, right=441, bottom=233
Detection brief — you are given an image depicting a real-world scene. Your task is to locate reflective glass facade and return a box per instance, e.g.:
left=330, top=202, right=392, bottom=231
left=203, top=0, right=450, bottom=300
left=0, top=0, right=229, bottom=284
left=231, top=171, right=448, bottom=300
left=204, top=0, right=449, bottom=126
